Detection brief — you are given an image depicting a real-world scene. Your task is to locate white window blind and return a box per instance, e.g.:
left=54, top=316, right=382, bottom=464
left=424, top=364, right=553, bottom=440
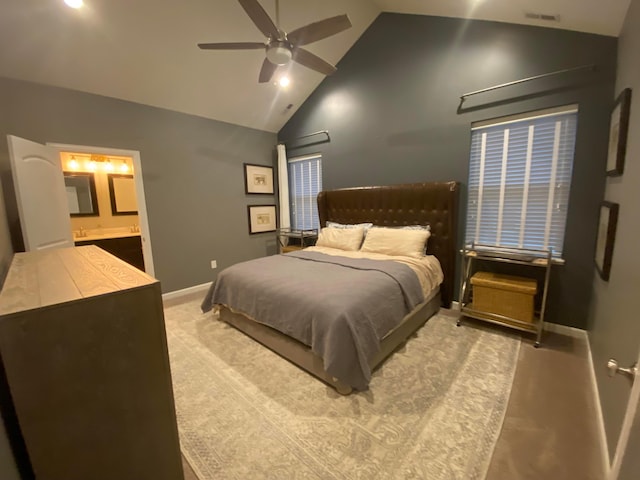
left=288, top=153, right=322, bottom=230
left=466, top=106, right=578, bottom=258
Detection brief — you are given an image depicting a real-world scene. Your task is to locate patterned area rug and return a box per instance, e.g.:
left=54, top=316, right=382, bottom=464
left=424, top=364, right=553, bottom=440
left=164, top=298, right=520, bottom=480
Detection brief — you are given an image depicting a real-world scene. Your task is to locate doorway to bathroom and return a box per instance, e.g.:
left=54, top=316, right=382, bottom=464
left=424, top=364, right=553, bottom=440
left=50, top=143, right=155, bottom=276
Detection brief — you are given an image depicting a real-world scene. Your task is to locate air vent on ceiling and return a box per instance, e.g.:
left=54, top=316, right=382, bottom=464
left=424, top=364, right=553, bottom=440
left=525, top=12, right=561, bottom=22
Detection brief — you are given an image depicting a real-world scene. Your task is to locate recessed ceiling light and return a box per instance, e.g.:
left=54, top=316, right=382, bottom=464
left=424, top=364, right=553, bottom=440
left=64, top=0, right=84, bottom=9
left=278, top=76, right=290, bottom=88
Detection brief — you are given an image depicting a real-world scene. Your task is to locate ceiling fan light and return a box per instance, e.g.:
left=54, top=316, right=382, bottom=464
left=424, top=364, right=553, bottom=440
left=266, top=43, right=292, bottom=65
left=64, top=0, right=83, bottom=8
left=278, top=76, right=290, bottom=87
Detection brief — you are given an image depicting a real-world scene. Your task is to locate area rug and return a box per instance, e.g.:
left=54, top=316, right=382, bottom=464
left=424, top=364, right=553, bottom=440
left=163, top=298, right=520, bottom=480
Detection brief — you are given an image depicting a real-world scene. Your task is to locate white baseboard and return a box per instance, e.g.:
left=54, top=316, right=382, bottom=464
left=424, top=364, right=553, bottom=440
left=542, top=322, right=586, bottom=338
left=544, top=325, right=610, bottom=475
left=162, top=282, right=212, bottom=302
left=543, top=324, right=611, bottom=475
left=452, top=301, right=587, bottom=336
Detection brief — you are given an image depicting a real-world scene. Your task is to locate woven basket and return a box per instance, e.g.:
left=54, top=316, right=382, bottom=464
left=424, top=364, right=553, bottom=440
left=471, top=272, right=537, bottom=323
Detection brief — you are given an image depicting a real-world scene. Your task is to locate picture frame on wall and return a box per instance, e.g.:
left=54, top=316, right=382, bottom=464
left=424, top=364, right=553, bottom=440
left=595, top=201, right=619, bottom=281
left=248, top=204, right=277, bottom=234
left=107, top=174, right=138, bottom=215
left=244, top=163, right=274, bottom=195
left=606, top=88, right=632, bottom=176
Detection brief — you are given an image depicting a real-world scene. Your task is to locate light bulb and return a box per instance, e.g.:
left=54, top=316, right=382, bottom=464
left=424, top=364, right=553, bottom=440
left=104, top=160, right=114, bottom=172
left=64, top=0, right=83, bottom=8
left=87, top=160, right=97, bottom=171
left=68, top=157, right=79, bottom=170
left=279, top=76, right=290, bottom=88
left=120, top=162, right=130, bottom=173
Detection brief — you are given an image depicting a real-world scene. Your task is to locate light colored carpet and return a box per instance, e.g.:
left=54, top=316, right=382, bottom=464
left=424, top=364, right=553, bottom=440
left=164, top=299, right=520, bottom=480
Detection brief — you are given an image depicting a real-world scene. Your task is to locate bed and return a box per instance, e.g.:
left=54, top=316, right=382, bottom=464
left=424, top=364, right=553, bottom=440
left=203, top=182, right=459, bottom=394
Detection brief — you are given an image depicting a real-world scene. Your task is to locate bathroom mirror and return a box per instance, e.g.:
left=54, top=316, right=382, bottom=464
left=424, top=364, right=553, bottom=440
left=64, top=172, right=99, bottom=217
left=108, top=174, right=138, bottom=215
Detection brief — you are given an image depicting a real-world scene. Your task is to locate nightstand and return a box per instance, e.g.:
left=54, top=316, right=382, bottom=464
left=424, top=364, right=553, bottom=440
left=277, top=228, right=317, bottom=253
left=457, top=243, right=552, bottom=347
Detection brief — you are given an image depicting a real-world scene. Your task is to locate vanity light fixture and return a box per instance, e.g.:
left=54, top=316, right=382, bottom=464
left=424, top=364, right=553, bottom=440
left=68, top=156, right=79, bottom=170
left=68, top=153, right=131, bottom=173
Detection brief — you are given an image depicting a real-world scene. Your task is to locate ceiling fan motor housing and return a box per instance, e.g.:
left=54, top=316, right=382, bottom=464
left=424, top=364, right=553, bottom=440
left=266, top=41, right=292, bottom=65
left=198, top=0, right=352, bottom=81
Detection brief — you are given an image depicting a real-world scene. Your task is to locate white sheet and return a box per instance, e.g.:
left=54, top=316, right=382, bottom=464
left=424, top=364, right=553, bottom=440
left=303, top=246, right=444, bottom=298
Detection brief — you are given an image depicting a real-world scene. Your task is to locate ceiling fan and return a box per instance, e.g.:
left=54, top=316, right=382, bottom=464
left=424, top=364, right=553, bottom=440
left=198, top=0, right=352, bottom=83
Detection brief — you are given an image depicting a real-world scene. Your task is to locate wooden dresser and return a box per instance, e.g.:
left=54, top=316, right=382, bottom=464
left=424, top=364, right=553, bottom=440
left=0, top=246, right=183, bottom=480
left=75, top=235, right=145, bottom=271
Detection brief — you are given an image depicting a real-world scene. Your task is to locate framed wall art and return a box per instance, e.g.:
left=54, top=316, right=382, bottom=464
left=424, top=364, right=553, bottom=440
left=595, top=201, right=619, bottom=281
left=606, top=88, right=632, bottom=176
left=248, top=204, right=277, bottom=234
left=244, top=163, right=274, bottom=195
left=108, top=174, right=138, bottom=215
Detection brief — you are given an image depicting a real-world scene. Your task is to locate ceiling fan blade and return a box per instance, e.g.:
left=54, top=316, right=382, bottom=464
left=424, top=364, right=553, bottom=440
left=259, top=58, right=278, bottom=83
left=287, top=14, right=352, bottom=46
left=291, top=48, right=337, bottom=76
left=198, top=42, right=266, bottom=50
left=238, top=0, right=279, bottom=39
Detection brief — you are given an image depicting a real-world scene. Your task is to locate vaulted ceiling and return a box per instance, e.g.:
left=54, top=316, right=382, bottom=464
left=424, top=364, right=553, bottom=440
left=0, top=0, right=631, bottom=133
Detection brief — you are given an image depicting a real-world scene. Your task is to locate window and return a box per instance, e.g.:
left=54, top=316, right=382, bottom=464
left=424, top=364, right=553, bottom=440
left=466, top=105, right=578, bottom=258
left=288, top=153, right=322, bottom=230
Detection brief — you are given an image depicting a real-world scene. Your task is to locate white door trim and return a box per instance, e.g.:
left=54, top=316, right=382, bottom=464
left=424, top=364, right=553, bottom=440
left=608, top=345, right=640, bottom=479
left=47, top=143, right=155, bottom=277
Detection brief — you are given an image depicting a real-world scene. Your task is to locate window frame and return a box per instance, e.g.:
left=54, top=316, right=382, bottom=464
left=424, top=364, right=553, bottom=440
left=465, top=104, right=579, bottom=261
left=287, top=153, right=323, bottom=231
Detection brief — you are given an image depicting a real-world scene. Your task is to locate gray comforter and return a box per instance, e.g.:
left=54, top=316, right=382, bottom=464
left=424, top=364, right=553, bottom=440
left=202, top=251, right=424, bottom=390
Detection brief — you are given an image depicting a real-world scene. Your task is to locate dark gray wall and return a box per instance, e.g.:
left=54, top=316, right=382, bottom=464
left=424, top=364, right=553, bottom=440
left=588, top=0, right=640, bottom=460
left=0, top=76, right=277, bottom=293
left=279, top=13, right=617, bottom=329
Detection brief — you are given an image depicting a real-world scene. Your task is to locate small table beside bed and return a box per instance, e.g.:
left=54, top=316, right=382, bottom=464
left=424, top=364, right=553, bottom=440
left=202, top=182, right=460, bottom=394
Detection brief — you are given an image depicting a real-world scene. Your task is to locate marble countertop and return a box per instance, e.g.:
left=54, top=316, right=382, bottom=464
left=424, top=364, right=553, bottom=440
left=74, top=228, right=141, bottom=242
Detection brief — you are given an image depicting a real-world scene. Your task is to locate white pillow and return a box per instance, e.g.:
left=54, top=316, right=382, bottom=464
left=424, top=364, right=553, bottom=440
left=360, top=227, right=430, bottom=258
left=316, top=227, right=365, bottom=251
left=326, top=221, right=374, bottom=231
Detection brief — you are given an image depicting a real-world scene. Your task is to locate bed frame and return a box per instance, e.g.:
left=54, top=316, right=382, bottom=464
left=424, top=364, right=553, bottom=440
left=220, top=182, right=460, bottom=394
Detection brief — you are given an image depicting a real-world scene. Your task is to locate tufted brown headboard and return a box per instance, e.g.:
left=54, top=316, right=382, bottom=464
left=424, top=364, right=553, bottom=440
left=317, top=182, right=460, bottom=308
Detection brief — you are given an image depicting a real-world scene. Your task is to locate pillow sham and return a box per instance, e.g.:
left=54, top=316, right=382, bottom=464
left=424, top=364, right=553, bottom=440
left=397, top=224, right=430, bottom=231
left=326, top=221, right=374, bottom=231
left=360, top=227, right=430, bottom=258
left=316, top=226, right=365, bottom=251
